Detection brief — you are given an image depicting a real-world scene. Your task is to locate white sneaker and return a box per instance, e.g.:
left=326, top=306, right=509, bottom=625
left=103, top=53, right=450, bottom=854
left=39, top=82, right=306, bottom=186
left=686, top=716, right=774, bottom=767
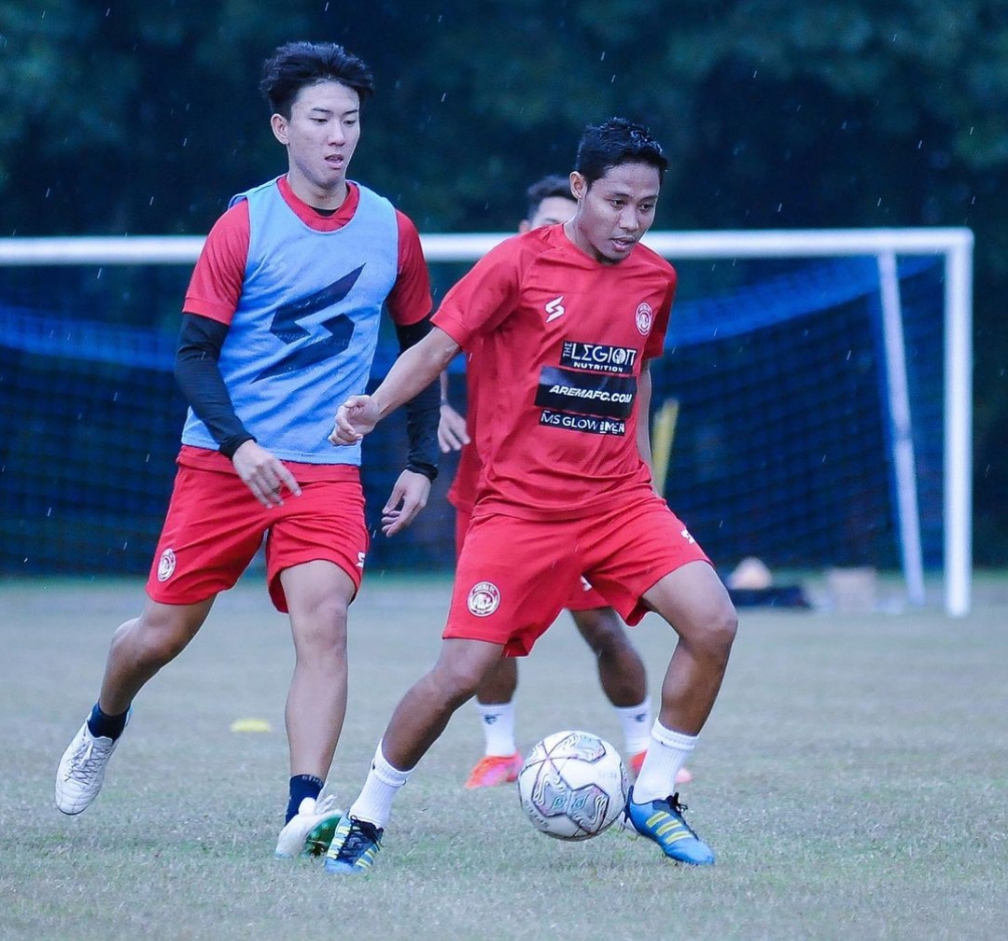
left=274, top=794, right=344, bottom=859
left=55, top=718, right=126, bottom=815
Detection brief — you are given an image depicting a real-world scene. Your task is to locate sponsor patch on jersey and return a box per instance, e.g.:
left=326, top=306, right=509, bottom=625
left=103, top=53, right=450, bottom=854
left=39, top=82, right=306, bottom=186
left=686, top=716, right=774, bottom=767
left=560, top=341, right=638, bottom=375
left=535, top=365, right=637, bottom=419
left=539, top=410, right=627, bottom=436
left=467, top=581, right=501, bottom=617
left=157, top=548, right=176, bottom=582
left=635, top=302, right=654, bottom=336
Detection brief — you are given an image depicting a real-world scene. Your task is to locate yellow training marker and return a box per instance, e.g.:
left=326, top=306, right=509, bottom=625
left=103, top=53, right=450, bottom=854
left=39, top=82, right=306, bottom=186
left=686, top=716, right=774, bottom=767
left=230, top=718, right=272, bottom=733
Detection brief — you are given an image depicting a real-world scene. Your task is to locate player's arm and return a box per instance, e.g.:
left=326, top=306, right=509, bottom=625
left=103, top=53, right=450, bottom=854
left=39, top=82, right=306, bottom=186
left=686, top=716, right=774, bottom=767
left=330, top=327, right=461, bottom=444
left=177, top=203, right=298, bottom=506
left=394, top=314, right=441, bottom=483
left=376, top=314, right=443, bottom=536
left=174, top=314, right=300, bottom=506
left=174, top=314, right=253, bottom=459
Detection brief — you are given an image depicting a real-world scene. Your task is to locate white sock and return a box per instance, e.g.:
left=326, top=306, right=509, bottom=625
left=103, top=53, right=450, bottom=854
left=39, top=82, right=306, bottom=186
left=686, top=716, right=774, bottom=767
left=631, top=720, right=696, bottom=805
left=347, top=741, right=412, bottom=829
left=476, top=700, right=517, bottom=756
left=614, top=696, right=652, bottom=757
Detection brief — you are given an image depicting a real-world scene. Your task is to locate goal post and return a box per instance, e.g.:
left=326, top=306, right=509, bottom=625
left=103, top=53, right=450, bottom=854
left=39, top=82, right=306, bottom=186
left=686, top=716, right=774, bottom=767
left=0, top=228, right=973, bottom=616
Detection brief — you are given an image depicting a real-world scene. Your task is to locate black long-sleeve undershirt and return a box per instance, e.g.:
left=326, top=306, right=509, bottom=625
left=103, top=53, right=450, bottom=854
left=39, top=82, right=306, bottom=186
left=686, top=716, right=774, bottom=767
left=395, top=315, right=440, bottom=481
left=174, top=313, right=254, bottom=459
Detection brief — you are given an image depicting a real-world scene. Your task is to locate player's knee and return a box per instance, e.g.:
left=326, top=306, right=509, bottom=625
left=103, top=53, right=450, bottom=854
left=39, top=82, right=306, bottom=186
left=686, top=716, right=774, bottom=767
left=124, top=614, right=192, bottom=665
left=433, top=657, right=488, bottom=707
left=574, top=608, right=627, bottom=653
left=703, top=600, right=738, bottom=658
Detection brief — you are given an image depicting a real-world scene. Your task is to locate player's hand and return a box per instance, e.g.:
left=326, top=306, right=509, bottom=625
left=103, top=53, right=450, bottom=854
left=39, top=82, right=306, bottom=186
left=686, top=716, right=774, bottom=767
left=438, top=401, right=470, bottom=453
left=381, top=469, right=431, bottom=536
left=329, top=395, right=380, bottom=445
left=231, top=440, right=301, bottom=507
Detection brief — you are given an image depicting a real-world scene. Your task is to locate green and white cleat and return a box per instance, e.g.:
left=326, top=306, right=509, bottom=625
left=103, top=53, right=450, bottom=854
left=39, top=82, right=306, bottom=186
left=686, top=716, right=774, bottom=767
left=275, top=794, right=343, bottom=859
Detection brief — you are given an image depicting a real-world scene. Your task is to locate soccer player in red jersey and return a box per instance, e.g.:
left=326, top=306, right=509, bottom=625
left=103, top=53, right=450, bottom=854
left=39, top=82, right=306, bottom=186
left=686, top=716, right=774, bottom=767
left=325, top=118, right=737, bottom=872
left=54, top=42, right=438, bottom=858
left=439, top=174, right=691, bottom=790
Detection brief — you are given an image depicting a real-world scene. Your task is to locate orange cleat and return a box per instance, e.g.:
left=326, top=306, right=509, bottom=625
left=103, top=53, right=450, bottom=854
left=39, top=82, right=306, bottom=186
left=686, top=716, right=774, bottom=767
left=464, top=752, right=523, bottom=789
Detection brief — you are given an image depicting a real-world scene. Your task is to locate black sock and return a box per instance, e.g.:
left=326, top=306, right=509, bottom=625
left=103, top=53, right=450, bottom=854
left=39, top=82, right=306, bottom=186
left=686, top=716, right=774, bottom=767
left=286, top=774, right=324, bottom=823
left=86, top=702, right=129, bottom=741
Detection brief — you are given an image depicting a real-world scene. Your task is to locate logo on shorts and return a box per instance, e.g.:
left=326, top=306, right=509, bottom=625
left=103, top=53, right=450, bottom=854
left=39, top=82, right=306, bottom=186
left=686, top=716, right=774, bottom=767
left=680, top=527, right=696, bottom=545
left=357, top=552, right=366, bottom=570
left=635, top=302, right=654, bottom=336
left=467, top=581, right=501, bottom=617
left=157, top=548, right=176, bottom=582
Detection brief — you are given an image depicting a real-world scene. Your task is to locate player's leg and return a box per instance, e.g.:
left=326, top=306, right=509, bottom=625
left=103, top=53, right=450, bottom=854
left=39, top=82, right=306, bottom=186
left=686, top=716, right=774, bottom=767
left=456, top=501, right=523, bottom=787
left=55, top=597, right=215, bottom=815
left=465, top=655, right=523, bottom=788
left=625, top=560, right=735, bottom=865
left=569, top=603, right=651, bottom=776
left=580, top=498, right=734, bottom=863
left=56, top=464, right=264, bottom=816
left=268, top=477, right=368, bottom=857
left=570, top=602, right=693, bottom=783
left=324, top=510, right=575, bottom=874
left=324, top=637, right=504, bottom=873
left=273, top=560, right=355, bottom=857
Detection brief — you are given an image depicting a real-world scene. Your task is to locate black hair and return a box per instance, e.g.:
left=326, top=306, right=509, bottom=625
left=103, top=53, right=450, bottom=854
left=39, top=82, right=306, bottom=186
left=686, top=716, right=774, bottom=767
left=524, top=174, right=575, bottom=220
left=574, top=117, right=668, bottom=187
left=260, top=41, right=374, bottom=118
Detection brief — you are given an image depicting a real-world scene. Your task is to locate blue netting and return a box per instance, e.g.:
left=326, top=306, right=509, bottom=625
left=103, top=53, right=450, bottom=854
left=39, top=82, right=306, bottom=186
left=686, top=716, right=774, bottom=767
left=0, top=255, right=944, bottom=576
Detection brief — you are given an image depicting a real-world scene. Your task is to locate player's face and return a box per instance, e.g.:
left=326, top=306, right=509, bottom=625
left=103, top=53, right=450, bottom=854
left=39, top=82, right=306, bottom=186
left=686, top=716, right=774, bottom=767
left=271, top=80, right=361, bottom=207
left=565, top=162, right=661, bottom=265
left=521, top=195, right=577, bottom=232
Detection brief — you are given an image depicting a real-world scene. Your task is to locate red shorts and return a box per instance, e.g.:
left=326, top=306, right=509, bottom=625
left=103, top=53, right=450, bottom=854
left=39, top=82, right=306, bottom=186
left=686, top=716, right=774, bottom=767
left=454, top=504, right=608, bottom=611
left=146, top=464, right=368, bottom=613
left=444, top=493, right=711, bottom=655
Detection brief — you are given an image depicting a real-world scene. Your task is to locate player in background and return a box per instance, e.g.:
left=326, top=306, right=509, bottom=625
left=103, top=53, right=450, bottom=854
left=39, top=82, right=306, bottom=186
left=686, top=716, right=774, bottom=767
left=438, top=174, right=691, bottom=789
left=54, top=41, right=439, bottom=858
left=325, top=118, right=737, bottom=873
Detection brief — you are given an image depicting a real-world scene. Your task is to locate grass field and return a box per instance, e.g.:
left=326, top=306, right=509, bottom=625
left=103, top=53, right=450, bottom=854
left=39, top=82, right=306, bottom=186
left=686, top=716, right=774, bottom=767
left=3, top=572, right=1008, bottom=941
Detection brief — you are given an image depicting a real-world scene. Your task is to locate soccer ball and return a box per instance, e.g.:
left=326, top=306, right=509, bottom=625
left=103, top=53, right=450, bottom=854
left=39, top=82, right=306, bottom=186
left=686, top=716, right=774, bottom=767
left=517, top=730, right=629, bottom=841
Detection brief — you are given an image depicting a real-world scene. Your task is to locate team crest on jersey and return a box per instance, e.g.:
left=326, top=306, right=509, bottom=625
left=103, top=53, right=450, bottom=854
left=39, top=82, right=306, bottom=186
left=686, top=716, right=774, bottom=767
left=157, top=548, right=176, bottom=582
left=467, top=581, right=501, bottom=617
left=635, top=302, right=654, bottom=335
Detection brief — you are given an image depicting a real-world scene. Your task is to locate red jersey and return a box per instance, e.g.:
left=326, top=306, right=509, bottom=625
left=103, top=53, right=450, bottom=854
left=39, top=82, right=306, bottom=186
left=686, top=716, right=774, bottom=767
left=433, top=224, right=675, bottom=521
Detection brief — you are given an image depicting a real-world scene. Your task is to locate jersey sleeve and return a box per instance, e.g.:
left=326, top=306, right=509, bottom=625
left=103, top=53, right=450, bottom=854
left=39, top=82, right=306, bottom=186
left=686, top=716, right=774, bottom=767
left=432, top=241, right=523, bottom=349
left=385, top=210, right=433, bottom=326
left=644, top=268, right=677, bottom=359
left=182, top=201, right=250, bottom=325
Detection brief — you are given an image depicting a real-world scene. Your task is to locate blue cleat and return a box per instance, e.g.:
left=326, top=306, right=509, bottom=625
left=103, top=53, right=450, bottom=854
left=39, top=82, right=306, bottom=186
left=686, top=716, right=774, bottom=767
left=323, top=816, right=383, bottom=875
left=624, top=786, right=715, bottom=865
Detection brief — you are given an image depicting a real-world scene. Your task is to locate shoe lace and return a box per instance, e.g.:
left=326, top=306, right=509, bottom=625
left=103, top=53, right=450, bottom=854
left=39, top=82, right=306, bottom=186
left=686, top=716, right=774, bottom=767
left=67, top=737, right=112, bottom=783
left=664, top=792, right=700, bottom=837
left=335, top=819, right=382, bottom=862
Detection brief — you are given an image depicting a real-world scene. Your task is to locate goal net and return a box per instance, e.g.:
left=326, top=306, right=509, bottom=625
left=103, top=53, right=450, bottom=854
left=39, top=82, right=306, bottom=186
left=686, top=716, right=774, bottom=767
left=0, top=229, right=972, bottom=615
